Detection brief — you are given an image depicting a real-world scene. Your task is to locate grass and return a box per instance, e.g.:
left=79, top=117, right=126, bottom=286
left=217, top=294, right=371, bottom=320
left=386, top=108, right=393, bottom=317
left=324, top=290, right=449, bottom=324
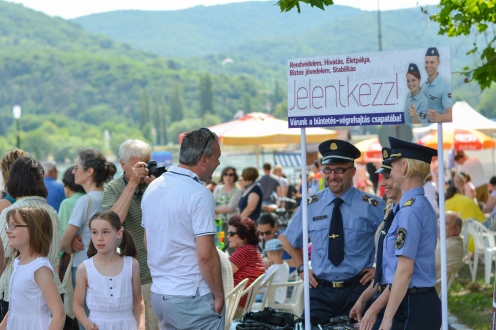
left=448, top=264, right=493, bottom=330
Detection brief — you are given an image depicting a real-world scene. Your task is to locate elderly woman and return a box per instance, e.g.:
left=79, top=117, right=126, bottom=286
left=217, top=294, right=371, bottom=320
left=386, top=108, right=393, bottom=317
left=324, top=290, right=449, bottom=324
left=0, top=156, right=62, bottom=321
left=238, top=167, right=263, bottom=221
left=379, top=137, right=440, bottom=330
left=228, top=215, right=264, bottom=319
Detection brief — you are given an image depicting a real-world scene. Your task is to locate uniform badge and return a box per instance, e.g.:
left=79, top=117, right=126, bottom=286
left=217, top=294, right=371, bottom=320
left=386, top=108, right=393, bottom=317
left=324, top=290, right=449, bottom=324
left=362, top=195, right=379, bottom=207
left=419, top=112, right=426, bottom=119
left=410, top=66, right=413, bottom=71
left=431, top=49, right=435, bottom=54
left=395, top=228, right=407, bottom=249
left=313, top=215, right=327, bottom=221
left=448, top=93, right=452, bottom=98
left=383, top=149, right=389, bottom=159
left=330, top=142, right=338, bottom=150
left=307, top=194, right=319, bottom=205
left=402, top=198, right=416, bottom=208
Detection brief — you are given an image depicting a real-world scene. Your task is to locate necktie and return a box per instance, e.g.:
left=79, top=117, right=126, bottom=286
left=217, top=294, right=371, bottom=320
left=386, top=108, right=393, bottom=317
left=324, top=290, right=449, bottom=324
left=328, top=198, right=344, bottom=266
left=374, top=208, right=395, bottom=285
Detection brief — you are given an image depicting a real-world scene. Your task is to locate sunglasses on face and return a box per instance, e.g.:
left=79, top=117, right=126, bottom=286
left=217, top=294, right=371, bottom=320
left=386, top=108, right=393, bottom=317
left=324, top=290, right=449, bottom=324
left=223, top=173, right=235, bottom=177
left=259, top=230, right=273, bottom=236
left=228, top=231, right=238, bottom=237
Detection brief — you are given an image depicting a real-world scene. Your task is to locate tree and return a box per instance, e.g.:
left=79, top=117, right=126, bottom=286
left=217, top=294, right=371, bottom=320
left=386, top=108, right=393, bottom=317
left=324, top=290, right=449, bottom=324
left=242, top=93, right=252, bottom=113
left=277, top=0, right=334, bottom=13
left=153, top=92, right=167, bottom=145
left=170, top=84, right=184, bottom=123
left=199, top=73, right=214, bottom=119
left=428, top=0, right=496, bottom=90
left=139, top=88, right=151, bottom=133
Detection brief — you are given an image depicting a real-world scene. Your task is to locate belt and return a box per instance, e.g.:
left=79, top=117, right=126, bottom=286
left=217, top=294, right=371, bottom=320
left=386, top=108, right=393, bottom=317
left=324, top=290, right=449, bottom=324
left=406, top=287, right=435, bottom=294
left=377, top=283, right=388, bottom=292
left=317, top=274, right=362, bottom=289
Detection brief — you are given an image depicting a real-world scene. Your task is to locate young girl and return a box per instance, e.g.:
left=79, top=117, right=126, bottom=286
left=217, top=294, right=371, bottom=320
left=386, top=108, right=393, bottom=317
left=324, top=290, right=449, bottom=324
left=73, top=211, right=144, bottom=330
left=0, top=206, right=65, bottom=330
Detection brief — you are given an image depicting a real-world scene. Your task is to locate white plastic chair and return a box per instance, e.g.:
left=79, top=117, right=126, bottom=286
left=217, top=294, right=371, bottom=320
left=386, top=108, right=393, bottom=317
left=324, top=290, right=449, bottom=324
left=465, top=219, right=496, bottom=283
left=250, top=270, right=277, bottom=311
left=260, top=279, right=304, bottom=316
left=240, top=273, right=266, bottom=316
left=225, top=278, right=248, bottom=330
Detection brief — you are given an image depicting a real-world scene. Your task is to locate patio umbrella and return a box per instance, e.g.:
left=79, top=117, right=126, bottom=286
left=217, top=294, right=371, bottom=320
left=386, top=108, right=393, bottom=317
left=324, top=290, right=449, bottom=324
left=179, top=112, right=337, bottom=145
left=417, top=126, right=496, bottom=150
left=354, top=137, right=383, bottom=164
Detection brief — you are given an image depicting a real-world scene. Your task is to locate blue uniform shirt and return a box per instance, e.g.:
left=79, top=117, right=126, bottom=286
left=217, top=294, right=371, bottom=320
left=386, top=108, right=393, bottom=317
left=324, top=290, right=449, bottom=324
left=377, top=204, right=399, bottom=284
left=383, top=187, right=438, bottom=288
left=422, top=74, right=452, bottom=117
left=285, top=187, right=385, bottom=281
left=403, top=90, right=429, bottom=124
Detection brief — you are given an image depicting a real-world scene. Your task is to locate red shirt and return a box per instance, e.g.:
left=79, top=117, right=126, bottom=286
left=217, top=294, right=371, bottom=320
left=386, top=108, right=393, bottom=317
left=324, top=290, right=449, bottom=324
left=230, top=244, right=264, bottom=307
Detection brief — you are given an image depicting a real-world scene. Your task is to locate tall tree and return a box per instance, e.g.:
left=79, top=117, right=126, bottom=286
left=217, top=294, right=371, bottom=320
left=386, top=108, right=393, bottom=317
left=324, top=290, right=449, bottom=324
left=153, top=92, right=168, bottom=145
left=139, top=88, right=151, bottom=133
left=170, top=83, right=184, bottom=123
left=199, top=73, right=214, bottom=119
left=242, top=93, right=252, bottom=113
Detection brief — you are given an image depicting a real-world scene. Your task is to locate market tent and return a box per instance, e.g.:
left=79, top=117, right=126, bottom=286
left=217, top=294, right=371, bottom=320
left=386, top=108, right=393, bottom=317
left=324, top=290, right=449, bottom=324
left=354, top=137, right=383, bottom=164
left=179, top=112, right=337, bottom=145
left=417, top=126, right=496, bottom=150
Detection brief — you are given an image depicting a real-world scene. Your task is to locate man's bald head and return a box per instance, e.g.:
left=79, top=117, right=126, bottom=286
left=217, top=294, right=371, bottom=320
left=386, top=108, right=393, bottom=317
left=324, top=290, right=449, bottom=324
left=445, top=211, right=462, bottom=238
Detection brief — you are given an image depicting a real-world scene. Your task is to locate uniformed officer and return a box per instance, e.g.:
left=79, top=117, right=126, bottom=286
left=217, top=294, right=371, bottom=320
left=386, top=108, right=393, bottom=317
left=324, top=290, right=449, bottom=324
left=285, top=139, right=385, bottom=324
left=379, top=137, right=440, bottom=330
left=350, top=148, right=403, bottom=330
left=422, top=47, right=452, bottom=123
left=403, top=63, right=429, bottom=125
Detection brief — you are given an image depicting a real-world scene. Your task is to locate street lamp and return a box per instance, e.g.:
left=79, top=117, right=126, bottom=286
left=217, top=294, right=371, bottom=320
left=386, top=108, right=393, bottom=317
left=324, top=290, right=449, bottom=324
left=12, top=105, right=21, bottom=149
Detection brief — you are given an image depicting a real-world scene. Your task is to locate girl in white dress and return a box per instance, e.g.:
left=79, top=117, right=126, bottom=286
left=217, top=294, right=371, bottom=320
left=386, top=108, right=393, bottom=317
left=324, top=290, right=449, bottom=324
left=73, top=211, right=144, bottom=330
left=0, top=206, right=65, bottom=330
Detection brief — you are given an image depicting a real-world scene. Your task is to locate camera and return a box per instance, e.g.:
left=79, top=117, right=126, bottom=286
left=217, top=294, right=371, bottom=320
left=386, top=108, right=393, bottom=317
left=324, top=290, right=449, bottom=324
left=146, top=160, right=167, bottom=177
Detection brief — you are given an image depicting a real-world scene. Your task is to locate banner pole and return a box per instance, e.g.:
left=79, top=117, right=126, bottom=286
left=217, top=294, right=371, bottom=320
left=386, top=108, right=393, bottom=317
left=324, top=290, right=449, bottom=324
left=300, top=128, right=310, bottom=330
left=438, top=123, right=448, bottom=330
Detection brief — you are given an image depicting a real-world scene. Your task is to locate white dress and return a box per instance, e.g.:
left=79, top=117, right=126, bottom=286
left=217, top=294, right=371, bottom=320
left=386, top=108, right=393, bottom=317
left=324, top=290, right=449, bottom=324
left=8, top=257, right=53, bottom=329
left=85, top=256, right=137, bottom=330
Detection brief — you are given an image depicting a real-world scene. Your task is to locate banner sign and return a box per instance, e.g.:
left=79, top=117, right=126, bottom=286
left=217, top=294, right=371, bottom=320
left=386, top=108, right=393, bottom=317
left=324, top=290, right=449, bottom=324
left=287, top=46, right=452, bottom=128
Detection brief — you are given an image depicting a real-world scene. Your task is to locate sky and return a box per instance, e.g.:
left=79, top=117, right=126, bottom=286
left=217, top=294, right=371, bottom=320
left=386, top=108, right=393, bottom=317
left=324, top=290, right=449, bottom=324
left=5, top=0, right=441, bottom=19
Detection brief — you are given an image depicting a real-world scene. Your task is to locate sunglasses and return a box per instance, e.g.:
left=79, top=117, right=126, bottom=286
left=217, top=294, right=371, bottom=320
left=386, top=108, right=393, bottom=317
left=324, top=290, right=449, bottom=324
left=199, top=128, right=215, bottom=156
left=223, top=173, right=235, bottom=177
left=228, top=231, right=238, bottom=237
left=259, top=230, right=273, bottom=236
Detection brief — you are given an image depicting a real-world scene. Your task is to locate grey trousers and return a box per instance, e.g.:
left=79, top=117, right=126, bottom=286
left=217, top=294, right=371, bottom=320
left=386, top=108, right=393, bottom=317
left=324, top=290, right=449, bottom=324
left=151, top=288, right=225, bottom=330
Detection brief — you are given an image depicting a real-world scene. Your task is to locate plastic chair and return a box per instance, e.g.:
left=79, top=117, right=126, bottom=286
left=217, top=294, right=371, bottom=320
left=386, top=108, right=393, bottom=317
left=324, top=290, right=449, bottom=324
left=260, top=279, right=304, bottom=316
left=251, top=270, right=278, bottom=311
left=240, top=273, right=266, bottom=316
left=225, top=278, right=248, bottom=330
left=465, top=219, right=496, bottom=283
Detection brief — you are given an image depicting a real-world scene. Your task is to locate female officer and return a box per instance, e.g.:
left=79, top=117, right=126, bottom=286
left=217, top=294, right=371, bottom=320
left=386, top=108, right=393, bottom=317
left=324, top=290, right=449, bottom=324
left=349, top=148, right=402, bottom=330
left=403, top=63, right=429, bottom=125
left=378, top=137, right=440, bottom=330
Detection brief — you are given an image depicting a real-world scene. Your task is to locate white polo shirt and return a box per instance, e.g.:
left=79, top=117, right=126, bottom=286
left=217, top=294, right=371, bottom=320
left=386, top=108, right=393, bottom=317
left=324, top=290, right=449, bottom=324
left=141, top=166, right=216, bottom=296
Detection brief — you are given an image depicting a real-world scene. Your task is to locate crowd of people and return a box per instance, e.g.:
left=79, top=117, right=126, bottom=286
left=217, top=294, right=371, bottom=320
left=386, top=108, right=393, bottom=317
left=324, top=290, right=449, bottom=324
left=0, top=126, right=491, bottom=330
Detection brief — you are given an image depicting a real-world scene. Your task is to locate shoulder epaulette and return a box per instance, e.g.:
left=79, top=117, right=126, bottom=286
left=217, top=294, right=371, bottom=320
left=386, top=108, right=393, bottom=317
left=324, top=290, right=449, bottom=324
left=362, top=195, right=379, bottom=207
left=307, top=194, right=319, bottom=205
left=402, top=198, right=416, bottom=207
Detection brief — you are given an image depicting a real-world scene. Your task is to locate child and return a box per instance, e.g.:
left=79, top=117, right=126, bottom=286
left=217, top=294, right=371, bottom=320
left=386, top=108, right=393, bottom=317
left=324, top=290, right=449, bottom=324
left=263, top=239, right=290, bottom=304
left=0, top=206, right=65, bottom=330
left=73, top=211, right=144, bottom=330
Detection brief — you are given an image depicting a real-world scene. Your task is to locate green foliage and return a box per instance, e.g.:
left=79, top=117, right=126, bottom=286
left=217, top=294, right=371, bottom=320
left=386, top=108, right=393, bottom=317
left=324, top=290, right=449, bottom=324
left=277, top=0, right=334, bottom=13
left=170, top=84, right=184, bottom=123
left=153, top=92, right=167, bottom=145
left=429, top=0, right=496, bottom=90
left=199, top=73, right=214, bottom=119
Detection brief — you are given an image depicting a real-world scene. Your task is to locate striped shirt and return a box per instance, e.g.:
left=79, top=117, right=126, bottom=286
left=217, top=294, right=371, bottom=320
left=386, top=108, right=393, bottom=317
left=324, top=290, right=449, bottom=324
left=230, top=244, right=264, bottom=307
left=0, top=196, right=63, bottom=301
left=103, top=175, right=151, bottom=284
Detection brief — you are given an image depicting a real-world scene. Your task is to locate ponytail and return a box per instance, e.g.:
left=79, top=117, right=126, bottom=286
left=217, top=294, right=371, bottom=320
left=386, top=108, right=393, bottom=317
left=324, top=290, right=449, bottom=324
left=119, top=229, right=137, bottom=258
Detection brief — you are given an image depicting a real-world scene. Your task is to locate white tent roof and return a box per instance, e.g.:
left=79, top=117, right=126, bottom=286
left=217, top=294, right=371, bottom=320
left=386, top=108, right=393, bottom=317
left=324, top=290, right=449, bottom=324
left=414, top=101, right=496, bottom=134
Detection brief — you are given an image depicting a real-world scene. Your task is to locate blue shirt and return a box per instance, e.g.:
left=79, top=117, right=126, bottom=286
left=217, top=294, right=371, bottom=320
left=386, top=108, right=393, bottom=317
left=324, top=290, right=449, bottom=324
left=377, top=204, right=399, bottom=284
left=383, top=187, right=438, bottom=287
left=285, top=187, right=385, bottom=281
left=44, top=177, right=66, bottom=212
left=422, top=74, right=452, bottom=117
left=403, top=90, right=429, bottom=124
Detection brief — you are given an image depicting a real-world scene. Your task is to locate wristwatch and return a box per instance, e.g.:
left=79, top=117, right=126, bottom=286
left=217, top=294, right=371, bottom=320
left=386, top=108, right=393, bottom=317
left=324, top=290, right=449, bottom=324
left=296, top=264, right=305, bottom=275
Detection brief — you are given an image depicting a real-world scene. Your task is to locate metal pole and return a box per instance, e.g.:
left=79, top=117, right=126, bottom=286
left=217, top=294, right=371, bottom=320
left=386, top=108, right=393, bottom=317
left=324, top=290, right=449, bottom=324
left=300, top=128, right=310, bottom=330
left=377, top=0, right=383, bottom=51
left=438, top=123, right=448, bottom=330
left=16, top=119, right=20, bottom=149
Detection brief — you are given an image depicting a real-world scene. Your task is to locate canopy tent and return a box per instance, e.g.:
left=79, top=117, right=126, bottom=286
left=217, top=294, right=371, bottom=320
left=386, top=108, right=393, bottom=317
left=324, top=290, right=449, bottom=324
left=179, top=112, right=337, bottom=145
left=417, top=126, right=496, bottom=150
left=354, top=137, right=383, bottom=164
left=414, top=101, right=496, bottom=135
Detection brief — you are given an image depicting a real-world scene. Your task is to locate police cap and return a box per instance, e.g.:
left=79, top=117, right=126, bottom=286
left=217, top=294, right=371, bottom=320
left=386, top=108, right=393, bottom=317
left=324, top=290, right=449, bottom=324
left=388, top=137, right=437, bottom=164
left=426, top=47, right=440, bottom=57
left=319, top=139, right=361, bottom=165
left=407, top=63, right=420, bottom=74
left=375, top=147, right=392, bottom=174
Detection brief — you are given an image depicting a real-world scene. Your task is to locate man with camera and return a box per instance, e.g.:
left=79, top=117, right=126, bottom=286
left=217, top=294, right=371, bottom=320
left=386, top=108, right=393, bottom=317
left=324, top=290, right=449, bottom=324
left=102, top=139, right=160, bottom=330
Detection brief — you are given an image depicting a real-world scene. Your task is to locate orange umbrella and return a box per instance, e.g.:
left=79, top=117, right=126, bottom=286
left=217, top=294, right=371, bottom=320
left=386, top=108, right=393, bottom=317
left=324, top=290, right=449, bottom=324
left=354, top=138, right=383, bottom=164
left=417, top=127, right=496, bottom=150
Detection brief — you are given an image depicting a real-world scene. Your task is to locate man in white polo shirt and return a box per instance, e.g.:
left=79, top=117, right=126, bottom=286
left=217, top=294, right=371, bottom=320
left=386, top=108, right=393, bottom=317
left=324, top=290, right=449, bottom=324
left=142, top=128, right=224, bottom=329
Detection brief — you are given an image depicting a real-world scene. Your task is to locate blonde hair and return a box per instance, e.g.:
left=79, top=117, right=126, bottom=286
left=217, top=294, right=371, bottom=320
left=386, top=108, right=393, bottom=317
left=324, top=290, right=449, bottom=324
left=403, top=158, right=431, bottom=181
left=1, top=149, right=26, bottom=189
left=375, top=199, right=394, bottom=243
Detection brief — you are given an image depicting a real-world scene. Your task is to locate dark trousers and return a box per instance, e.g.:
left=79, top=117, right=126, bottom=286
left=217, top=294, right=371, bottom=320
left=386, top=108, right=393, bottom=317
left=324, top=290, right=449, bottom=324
left=307, top=280, right=369, bottom=324
left=392, top=288, right=441, bottom=330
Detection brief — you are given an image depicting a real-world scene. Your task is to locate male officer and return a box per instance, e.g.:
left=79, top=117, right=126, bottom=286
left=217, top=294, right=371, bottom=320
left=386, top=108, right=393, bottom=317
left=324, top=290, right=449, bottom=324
left=285, top=139, right=385, bottom=324
left=422, top=47, right=452, bottom=123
